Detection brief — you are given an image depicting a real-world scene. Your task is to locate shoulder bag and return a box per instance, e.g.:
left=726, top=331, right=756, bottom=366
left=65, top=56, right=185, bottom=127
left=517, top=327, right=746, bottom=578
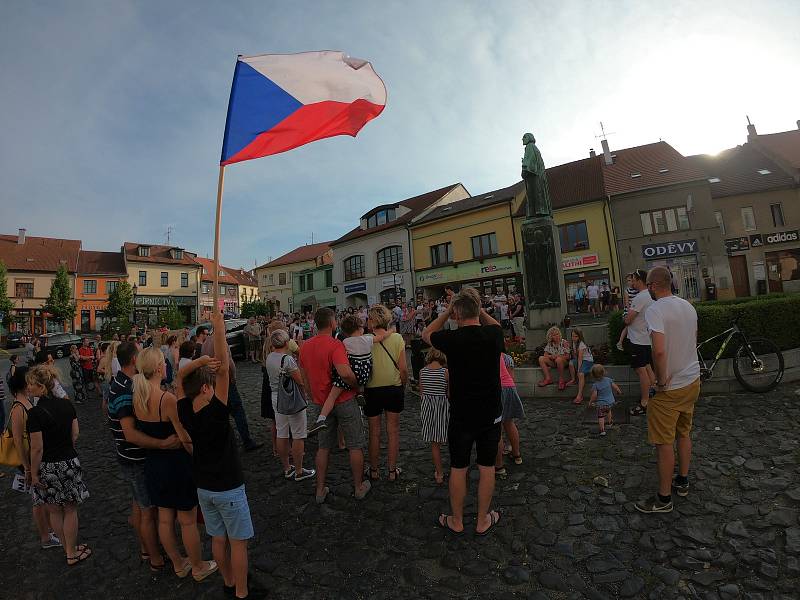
left=379, top=338, right=405, bottom=389
left=276, top=355, right=308, bottom=415
left=0, top=401, right=26, bottom=467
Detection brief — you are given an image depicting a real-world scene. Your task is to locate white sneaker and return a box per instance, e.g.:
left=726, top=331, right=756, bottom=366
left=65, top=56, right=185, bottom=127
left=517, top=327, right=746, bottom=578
left=294, top=468, right=316, bottom=481
left=41, top=533, right=62, bottom=549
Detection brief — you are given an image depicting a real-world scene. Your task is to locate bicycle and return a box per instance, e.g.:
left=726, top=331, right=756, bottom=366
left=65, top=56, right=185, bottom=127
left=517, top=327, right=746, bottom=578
left=696, top=318, right=784, bottom=393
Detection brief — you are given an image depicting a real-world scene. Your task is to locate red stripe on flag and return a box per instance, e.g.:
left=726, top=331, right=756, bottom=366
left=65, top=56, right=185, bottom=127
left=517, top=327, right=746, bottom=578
left=221, top=99, right=385, bottom=165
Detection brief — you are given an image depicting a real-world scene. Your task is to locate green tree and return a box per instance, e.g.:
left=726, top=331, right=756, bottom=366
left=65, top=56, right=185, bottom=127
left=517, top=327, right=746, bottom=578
left=161, top=301, right=185, bottom=329
left=241, top=299, right=271, bottom=318
left=0, top=260, right=14, bottom=330
left=105, top=280, right=134, bottom=335
left=43, top=264, right=76, bottom=331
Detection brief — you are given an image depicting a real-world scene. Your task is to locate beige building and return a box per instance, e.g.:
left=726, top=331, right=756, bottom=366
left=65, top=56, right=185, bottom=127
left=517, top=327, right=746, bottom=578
left=124, top=242, right=202, bottom=326
left=228, top=268, right=259, bottom=306
left=254, top=242, right=332, bottom=314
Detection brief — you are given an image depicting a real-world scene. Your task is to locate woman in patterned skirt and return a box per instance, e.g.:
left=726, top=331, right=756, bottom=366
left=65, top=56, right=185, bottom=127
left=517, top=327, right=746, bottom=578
left=419, top=349, right=449, bottom=484
left=68, top=345, right=86, bottom=404
left=25, top=365, right=91, bottom=566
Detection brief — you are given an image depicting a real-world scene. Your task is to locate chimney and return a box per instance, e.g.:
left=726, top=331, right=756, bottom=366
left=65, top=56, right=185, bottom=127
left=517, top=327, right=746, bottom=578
left=746, top=115, right=757, bottom=141
left=17, top=228, right=26, bottom=245
left=796, top=119, right=800, bottom=130
left=601, top=139, right=613, bottom=165
left=589, top=148, right=596, bottom=158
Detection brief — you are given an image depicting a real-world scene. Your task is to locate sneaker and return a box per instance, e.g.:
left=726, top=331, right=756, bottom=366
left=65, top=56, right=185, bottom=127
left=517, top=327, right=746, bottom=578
left=599, top=431, right=607, bottom=437
left=283, top=466, right=296, bottom=479
left=672, top=477, right=689, bottom=497
left=307, top=420, right=328, bottom=436
left=634, top=495, right=673, bottom=514
left=616, top=342, right=624, bottom=351
left=41, top=533, right=62, bottom=549
left=294, top=468, right=316, bottom=481
left=355, top=393, right=366, bottom=407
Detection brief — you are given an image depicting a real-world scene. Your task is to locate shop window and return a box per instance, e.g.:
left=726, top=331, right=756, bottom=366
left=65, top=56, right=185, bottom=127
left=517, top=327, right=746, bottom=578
left=430, top=242, right=453, bottom=266
left=15, top=282, right=33, bottom=298
left=106, top=280, right=118, bottom=295
left=471, top=233, right=498, bottom=259
left=278, top=272, right=286, bottom=285
left=344, top=255, right=365, bottom=281
left=81, top=310, right=91, bottom=332
left=95, top=310, right=107, bottom=331
left=161, top=272, right=169, bottom=287
left=377, top=246, right=403, bottom=274
left=714, top=211, right=725, bottom=235
left=325, top=269, right=333, bottom=287
left=558, top=221, right=589, bottom=252
left=741, top=206, right=756, bottom=231
left=83, top=280, right=97, bottom=294
left=771, top=203, right=785, bottom=227
left=379, top=287, right=405, bottom=304
left=139, top=271, right=147, bottom=286
left=640, top=207, right=690, bottom=235
left=181, top=273, right=189, bottom=288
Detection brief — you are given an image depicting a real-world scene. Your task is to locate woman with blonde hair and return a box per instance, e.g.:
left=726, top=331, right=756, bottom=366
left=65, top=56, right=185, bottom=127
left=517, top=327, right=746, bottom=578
left=133, top=347, right=218, bottom=581
left=364, top=304, right=408, bottom=481
left=538, top=326, right=572, bottom=390
left=25, top=365, right=91, bottom=565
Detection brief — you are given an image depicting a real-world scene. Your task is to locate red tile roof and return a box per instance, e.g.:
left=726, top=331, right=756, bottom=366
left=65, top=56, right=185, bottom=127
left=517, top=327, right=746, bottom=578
left=416, top=182, right=522, bottom=226
left=514, top=155, right=606, bottom=217
left=601, top=141, right=706, bottom=196
left=0, top=233, right=81, bottom=273
left=687, top=145, right=795, bottom=199
left=123, top=242, right=199, bottom=266
left=256, top=241, right=332, bottom=270
left=331, top=183, right=464, bottom=245
left=194, top=257, right=240, bottom=285
left=752, top=129, right=800, bottom=171
left=78, top=250, right=127, bottom=275
left=226, top=267, right=258, bottom=287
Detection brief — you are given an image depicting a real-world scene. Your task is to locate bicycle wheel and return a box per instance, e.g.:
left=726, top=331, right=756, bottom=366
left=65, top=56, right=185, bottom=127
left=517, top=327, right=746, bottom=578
left=732, top=337, right=784, bottom=393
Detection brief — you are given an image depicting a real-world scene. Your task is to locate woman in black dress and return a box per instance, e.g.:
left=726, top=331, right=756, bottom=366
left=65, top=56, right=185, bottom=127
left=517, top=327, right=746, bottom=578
left=68, top=346, right=86, bottom=404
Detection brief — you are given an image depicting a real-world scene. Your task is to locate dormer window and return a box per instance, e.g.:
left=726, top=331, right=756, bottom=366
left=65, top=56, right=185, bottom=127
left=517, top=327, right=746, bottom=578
left=138, top=246, right=150, bottom=257
left=367, top=208, right=396, bottom=229
left=219, top=270, right=225, bottom=277
left=171, top=248, right=183, bottom=260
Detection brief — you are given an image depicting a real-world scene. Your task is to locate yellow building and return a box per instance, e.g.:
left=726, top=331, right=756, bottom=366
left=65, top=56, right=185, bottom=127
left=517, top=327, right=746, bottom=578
left=410, top=183, right=525, bottom=299
left=254, top=242, right=332, bottom=314
left=227, top=267, right=260, bottom=306
left=124, top=242, right=202, bottom=326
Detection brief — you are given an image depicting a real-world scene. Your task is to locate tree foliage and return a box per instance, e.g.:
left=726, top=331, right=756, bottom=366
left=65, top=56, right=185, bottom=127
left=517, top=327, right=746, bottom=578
left=43, top=264, right=76, bottom=328
left=241, top=299, right=271, bottom=319
left=104, top=280, right=134, bottom=335
left=0, top=260, right=14, bottom=329
left=161, top=301, right=185, bottom=329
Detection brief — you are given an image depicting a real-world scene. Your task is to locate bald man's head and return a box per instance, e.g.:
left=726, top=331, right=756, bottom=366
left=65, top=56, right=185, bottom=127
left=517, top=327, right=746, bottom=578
left=646, top=266, right=673, bottom=298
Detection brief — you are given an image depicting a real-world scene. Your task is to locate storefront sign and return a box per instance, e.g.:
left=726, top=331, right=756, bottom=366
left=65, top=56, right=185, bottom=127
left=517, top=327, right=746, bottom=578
left=641, top=239, right=698, bottom=259
left=134, top=295, right=196, bottom=307
left=764, top=229, right=799, bottom=245
left=562, top=254, right=599, bottom=271
left=416, top=256, right=518, bottom=286
left=380, top=274, right=403, bottom=288
left=725, top=237, right=750, bottom=253
left=749, top=234, right=764, bottom=248
left=343, top=282, right=367, bottom=294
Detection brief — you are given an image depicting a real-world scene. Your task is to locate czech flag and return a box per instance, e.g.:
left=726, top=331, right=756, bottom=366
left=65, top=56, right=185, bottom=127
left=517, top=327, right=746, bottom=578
left=220, top=51, right=387, bottom=165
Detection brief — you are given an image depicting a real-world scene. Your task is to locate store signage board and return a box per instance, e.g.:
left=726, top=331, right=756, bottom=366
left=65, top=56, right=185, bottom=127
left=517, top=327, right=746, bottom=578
left=724, top=237, right=750, bottom=253
left=416, top=256, right=518, bottom=286
left=764, top=230, right=799, bottom=245
left=749, top=234, right=764, bottom=248
left=343, top=282, right=367, bottom=294
left=562, top=254, right=599, bottom=271
left=642, top=239, right=698, bottom=259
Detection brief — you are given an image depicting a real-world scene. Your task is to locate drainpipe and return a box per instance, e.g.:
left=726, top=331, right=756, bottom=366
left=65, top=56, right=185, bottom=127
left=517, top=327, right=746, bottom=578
left=509, top=200, right=520, bottom=268
left=406, top=225, right=415, bottom=300
left=604, top=195, right=618, bottom=284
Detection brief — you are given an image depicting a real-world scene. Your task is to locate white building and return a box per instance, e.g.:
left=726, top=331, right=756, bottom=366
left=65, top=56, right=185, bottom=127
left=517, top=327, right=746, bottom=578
left=331, top=184, right=470, bottom=307
left=254, top=242, right=332, bottom=314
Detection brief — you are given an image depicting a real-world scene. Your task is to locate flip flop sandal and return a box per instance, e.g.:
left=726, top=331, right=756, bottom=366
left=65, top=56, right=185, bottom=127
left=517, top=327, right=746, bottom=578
left=368, top=467, right=380, bottom=481
left=436, top=514, right=463, bottom=535
left=513, top=455, right=523, bottom=465
left=629, top=404, right=646, bottom=416
left=475, top=511, right=501, bottom=537
left=558, top=381, right=567, bottom=391
left=315, top=486, right=330, bottom=504
left=388, top=467, right=402, bottom=482
left=537, top=379, right=553, bottom=387
left=572, top=398, right=583, bottom=404
left=354, top=480, right=372, bottom=500
left=174, top=559, right=192, bottom=578
left=192, top=560, right=219, bottom=582
left=67, top=546, right=92, bottom=566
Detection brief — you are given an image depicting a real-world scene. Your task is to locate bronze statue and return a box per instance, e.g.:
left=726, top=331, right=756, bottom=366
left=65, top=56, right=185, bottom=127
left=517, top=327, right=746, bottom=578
left=521, top=133, right=552, bottom=218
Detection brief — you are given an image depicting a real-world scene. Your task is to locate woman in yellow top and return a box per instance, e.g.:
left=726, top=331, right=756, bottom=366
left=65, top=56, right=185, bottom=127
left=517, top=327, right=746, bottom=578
left=365, top=305, right=408, bottom=481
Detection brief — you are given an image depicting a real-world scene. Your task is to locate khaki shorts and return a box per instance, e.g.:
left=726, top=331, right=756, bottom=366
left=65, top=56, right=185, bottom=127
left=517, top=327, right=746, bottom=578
left=647, top=378, right=701, bottom=445
left=306, top=399, right=364, bottom=450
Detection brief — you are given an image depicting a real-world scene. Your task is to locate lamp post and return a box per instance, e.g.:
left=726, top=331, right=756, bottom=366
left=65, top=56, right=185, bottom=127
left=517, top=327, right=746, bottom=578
left=132, top=284, right=138, bottom=328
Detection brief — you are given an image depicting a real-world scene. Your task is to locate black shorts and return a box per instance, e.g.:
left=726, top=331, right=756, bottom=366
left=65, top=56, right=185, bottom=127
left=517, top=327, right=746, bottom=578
left=448, top=420, right=502, bottom=468
left=629, top=343, right=653, bottom=370
left=364, top=385, right=405, bottom=417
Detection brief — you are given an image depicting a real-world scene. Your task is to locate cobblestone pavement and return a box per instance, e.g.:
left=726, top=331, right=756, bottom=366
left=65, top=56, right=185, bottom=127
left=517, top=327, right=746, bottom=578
left=2, top=360, right=800, bottom=599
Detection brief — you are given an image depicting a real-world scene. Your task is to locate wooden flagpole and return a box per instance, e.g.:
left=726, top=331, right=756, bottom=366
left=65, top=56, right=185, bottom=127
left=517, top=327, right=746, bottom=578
left=212, top=165, right=226, bottom=314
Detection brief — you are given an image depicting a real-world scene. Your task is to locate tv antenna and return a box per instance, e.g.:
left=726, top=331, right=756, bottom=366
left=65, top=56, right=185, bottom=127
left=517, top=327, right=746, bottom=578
left=595, top=121, right=616, bottom=141
left=165, top=225, right=175, bottom=245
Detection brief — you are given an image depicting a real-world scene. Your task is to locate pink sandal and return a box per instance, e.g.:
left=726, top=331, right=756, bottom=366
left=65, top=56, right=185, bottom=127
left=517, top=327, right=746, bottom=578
left=572, top=397, right=583, bottom=404
left=537, top=378, right=553, bottom=387
left=558, top=380, right=566, bottom=391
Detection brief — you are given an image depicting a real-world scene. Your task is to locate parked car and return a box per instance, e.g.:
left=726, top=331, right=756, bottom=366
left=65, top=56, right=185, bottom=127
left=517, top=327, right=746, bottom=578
left=188, top=319, right=248, bottom=360
left=4, top=331, right=24, bottom=349
left=38, top=332, right=86, bottom=360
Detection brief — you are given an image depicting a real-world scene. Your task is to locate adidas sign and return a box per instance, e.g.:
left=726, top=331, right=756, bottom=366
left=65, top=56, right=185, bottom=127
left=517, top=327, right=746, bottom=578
left=765, top=230, right=799, bottom=245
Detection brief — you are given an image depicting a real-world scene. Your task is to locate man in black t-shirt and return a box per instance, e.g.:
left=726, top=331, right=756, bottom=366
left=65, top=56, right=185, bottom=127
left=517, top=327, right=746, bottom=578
left=423, top=287, right=504, bottom=536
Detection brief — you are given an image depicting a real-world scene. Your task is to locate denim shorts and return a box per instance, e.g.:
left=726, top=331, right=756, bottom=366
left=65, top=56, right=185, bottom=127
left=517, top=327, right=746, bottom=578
left=571, top=359, right=594, bottom=375
left=197, top=484, right=254, bottom=540
left=118, top=461, right=152, bottom=508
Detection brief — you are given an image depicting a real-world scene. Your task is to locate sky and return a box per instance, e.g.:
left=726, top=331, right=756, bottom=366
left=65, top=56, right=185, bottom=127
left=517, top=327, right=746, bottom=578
left=1, top=0, right=799, bottom=270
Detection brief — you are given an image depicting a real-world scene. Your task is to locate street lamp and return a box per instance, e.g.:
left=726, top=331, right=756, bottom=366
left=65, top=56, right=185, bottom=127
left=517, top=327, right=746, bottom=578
left=132, top=284, right=138, bottom=327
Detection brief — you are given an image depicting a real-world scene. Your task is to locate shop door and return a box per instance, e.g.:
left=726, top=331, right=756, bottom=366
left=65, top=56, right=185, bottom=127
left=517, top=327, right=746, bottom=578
left=672, top=263, right=700, bottom=301
left=728, top=255, right=751, bottom=297
left=766, top=255, right=783, bottom=293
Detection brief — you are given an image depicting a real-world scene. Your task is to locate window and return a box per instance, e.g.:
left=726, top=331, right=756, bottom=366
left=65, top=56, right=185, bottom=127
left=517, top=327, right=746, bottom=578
left=430, top=242, right=453, bottom=266
left=558, top=221, right=589, bottom=252
left=306, top=274, right=314, bottom=291
left=139, top=271, right=147, bottom=286
left=180, top=272, right=188, bottom=287
left=138, top=246, right=150, bottom=257
left=714, top=211, right=726, bottom=236
left=106, top=280, right=118, bottom=295
left=201, top=282, right=211, bottom=294
left=83, top=280, right=97, bottom=294
left=344, top=255, right=365, bottom=281
left=160, top=272, right=168, bottom=287
left=377, top=246, right=403, bottom=274
left=299, top=276, right=305, bottom=292
left=278, top=272, right=286, bottom=285
left=471, top=233, right=498, bottom=259
left=173, top=249, right=183, bottom=259
left=640, top=207, right=690, bottom=235
left=15, top=282, right=33, bottom=298
left=771, top=203, right=785, bottom=227
left=366, top=208, right=396, bottom=229
left=324, top=269, right=333, bottom=287
left=220, top=285, right=226, bottom=295
left=268, top=273, right=274, bottom=284
left=741, top=206, right=756, bottom=231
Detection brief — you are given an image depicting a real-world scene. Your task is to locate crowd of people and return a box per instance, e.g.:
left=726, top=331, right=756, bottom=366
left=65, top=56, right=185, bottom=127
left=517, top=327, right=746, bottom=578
left=2, top=265, right=702, bottom=595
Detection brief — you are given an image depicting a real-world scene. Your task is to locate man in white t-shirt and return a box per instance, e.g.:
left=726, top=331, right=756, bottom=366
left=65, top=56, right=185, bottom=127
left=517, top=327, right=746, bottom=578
left=624, top=269, right=655, bottom=417
left=635, top=266, right=700, bottom=515
left=586, top=283, right=600, bottom=317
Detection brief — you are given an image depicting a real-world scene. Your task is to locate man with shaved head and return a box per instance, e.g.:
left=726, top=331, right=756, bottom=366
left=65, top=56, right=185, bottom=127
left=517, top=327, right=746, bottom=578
left=634, top=266, right=700, bottom=514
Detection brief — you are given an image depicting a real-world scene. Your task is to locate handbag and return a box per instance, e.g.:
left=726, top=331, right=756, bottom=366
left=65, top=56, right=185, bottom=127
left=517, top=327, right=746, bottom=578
left=276, top=355, right=308, bottom=415
left=0, top=402, right=24, bottom=467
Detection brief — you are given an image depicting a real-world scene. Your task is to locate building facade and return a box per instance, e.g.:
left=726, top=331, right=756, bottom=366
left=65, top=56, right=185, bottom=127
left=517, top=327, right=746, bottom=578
left=75, top=250, right=127, bottom=332
left=228, top=268, right=259, bottom=307
left=411, top=183, right=524, bottom=300
left=254, top=242, right=332, bottom=314
left=124, top=242, right=202, bottom=327
left=292, top=263, right=335, bottom=313
left=332, top=183, right=469, bottom=307
left=195, top=257, right=240, bottom=317
left=0, top=229, right=81, bottom=335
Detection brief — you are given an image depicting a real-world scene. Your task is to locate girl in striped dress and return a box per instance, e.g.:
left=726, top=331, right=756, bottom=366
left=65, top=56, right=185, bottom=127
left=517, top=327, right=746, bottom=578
left=419, top=349, right=449, bottom=484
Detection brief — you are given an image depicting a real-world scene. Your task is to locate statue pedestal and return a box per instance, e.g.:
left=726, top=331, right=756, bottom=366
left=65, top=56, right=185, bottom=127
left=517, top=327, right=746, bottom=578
left=521, top=217, right=566, bottom=343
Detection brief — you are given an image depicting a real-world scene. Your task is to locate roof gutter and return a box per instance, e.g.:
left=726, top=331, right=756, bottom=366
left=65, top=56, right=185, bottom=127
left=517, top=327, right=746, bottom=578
left=604, top=194, right=618, bottom=284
